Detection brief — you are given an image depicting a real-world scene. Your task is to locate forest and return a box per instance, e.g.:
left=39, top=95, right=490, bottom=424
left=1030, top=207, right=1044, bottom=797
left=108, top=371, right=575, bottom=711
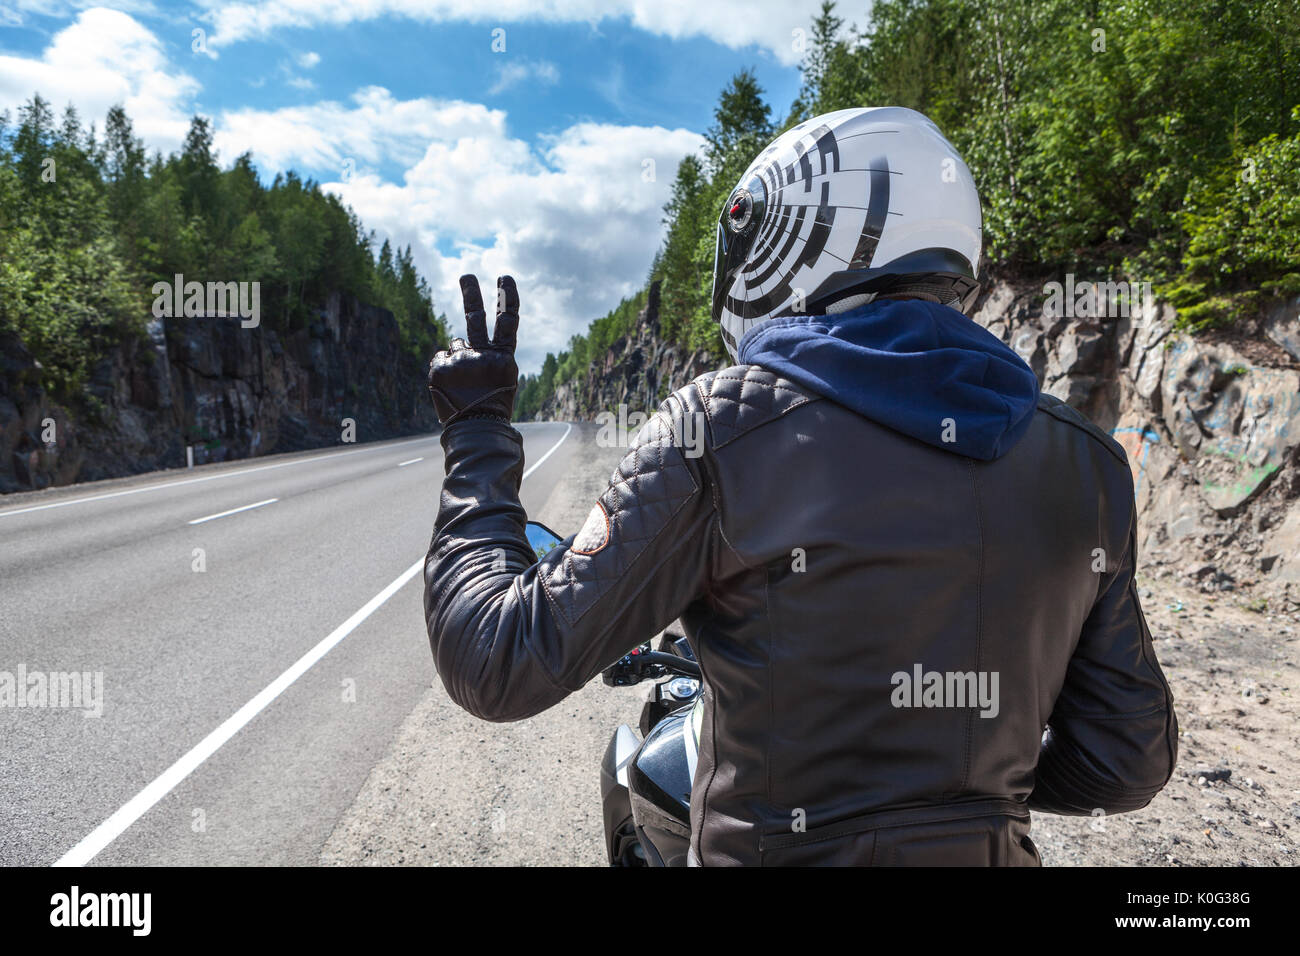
left=514, top=0, right=1300, bottom=420
left=0, top=97, right=448, bottom=410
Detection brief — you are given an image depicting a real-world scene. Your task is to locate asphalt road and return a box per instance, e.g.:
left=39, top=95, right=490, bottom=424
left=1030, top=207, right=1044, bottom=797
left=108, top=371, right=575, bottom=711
left=0, top=422, right=600, bottom=866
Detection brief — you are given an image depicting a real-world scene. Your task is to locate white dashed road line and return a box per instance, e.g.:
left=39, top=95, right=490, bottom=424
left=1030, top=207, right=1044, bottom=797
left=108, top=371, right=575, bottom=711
left=187, top=498, right=278, bottom=525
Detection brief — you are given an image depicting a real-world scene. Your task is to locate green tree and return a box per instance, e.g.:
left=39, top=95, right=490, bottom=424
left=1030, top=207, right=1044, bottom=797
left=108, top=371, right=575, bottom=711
left=790, top=1, right=845, bottom=122
left=0, top=96, right=447, bottom=404
left=656, top=154, right=709, bottom=343
left=705, top=69, right=773, bottom=173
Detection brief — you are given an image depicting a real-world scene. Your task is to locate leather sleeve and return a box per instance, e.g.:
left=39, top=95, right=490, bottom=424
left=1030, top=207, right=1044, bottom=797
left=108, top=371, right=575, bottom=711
left=423, top=389, right=717, bottom=722
left=1029, top=510, right=1179, bottom=815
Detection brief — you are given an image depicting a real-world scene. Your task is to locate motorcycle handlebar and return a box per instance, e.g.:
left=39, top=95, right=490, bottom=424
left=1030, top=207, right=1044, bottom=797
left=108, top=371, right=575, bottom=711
left=634, top=651, right=701, bottom=680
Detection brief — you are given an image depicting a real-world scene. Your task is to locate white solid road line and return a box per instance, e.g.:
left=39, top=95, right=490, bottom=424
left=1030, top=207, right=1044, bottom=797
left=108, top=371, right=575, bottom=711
left=187, top=498, right=278, bottom=525
left=53, top=421, right=572, bottom=867
left=522, top=422, right=571, bottom=478
left=397, top=457, right=424, bottom=467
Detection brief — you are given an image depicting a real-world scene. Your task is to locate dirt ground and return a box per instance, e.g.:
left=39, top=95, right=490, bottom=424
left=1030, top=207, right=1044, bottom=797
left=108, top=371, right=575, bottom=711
left=1032, top=576, right=1300, bottom=866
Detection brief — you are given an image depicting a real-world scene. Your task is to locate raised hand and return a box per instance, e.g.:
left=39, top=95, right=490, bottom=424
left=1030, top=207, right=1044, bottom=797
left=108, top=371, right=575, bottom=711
left=427, top=274, right=520, bottom=425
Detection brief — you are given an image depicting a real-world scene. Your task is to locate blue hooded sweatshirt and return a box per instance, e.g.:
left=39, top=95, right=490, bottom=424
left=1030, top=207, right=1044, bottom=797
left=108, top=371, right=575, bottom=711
left=737, top=298, right=1040, bottom=461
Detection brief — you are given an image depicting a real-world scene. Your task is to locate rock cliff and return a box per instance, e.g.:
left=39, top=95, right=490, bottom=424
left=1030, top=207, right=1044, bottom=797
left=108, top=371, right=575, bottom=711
left=536, top=283, right=718, bottom=422
left=974, top=280, right=1300, bottom=608
left=0, top=291, right=438, bottom=492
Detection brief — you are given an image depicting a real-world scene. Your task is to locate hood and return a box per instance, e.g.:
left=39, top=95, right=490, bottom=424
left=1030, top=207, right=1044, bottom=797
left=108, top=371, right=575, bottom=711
left=736, top=298, right=1039, bottom=461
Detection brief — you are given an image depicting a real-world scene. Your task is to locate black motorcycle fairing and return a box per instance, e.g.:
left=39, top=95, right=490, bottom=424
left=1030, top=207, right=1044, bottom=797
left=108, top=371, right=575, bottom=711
left=628, top=707, right=693, bottom=844
left=601, top=625, right=700, bottom=867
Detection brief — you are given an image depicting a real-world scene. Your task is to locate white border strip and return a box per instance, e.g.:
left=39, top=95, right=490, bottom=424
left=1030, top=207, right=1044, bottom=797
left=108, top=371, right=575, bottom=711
left=53, top=421, right=571, bottom=867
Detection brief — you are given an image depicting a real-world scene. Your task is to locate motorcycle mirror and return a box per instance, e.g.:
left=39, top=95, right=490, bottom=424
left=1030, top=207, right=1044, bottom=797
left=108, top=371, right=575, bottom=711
left=524, top=520, right=564, bottom=560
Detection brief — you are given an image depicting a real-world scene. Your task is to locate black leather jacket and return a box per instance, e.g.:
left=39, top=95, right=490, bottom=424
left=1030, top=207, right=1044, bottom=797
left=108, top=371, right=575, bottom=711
left=424, top=366, right=1178, bottom=865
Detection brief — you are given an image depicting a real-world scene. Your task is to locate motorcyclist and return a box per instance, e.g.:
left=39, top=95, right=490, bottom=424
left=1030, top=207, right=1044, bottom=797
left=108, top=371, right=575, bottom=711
left=424, top=107, right=1177, bottom=866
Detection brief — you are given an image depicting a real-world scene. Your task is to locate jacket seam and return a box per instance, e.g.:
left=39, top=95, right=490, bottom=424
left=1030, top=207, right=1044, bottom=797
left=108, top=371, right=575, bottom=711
left=536, top=504, right=711, bottom=652
left=956, top=459, right=985, bottom=796
left=1048, top=703, right=1170, bottom=720
left=696, top=646, right=720, bottom=866
left=695, top=369, right=821, bottom=452
left=569, top=500, right=610, bottom=555
left=764, top=569, right=776, bottom=829
left=500, top=580, right=573, bottom=703
left=715, top=520, right=754, bottom=571
left=675, top=378, right=758, bottom=583
left=538, top=434, right=703, bottom=630
left=708, top=374, right=814, bottom=392
left=761, top=798, right=1028, bottom=851
left=713, top=392, right=818, bottom=450
left=1037, top=396, right=1129, bottom=467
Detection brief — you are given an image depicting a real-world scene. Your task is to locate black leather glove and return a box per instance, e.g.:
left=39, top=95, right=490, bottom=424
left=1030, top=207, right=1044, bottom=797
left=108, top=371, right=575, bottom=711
left=427, top=274, right=520, bottom=425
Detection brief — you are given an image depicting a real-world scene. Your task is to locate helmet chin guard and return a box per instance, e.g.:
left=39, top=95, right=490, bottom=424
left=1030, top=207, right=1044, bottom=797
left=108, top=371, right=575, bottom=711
left=710, top=107, right=983, bottom=360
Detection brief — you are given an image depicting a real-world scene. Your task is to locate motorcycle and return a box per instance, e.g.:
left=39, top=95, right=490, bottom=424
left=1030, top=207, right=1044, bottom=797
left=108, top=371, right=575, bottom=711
left=525, top=521, right=701, bottom=867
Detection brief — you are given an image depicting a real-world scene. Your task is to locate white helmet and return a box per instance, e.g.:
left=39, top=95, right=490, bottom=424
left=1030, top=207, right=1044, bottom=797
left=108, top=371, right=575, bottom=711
left=711, top=106, right=983, bottom=359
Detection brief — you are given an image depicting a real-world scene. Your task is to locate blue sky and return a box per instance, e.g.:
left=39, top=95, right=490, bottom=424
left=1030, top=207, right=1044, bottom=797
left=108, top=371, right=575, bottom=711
left=0, top=1, right=861, bottom=372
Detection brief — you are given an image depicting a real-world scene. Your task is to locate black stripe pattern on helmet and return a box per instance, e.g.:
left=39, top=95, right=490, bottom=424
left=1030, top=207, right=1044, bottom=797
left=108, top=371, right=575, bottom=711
left=849, top=155, right=891, bottom=269
left=723, top=124, right=840, bottom=325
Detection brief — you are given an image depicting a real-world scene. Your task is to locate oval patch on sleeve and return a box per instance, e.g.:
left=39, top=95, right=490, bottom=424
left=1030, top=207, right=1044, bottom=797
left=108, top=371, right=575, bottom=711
left=571, top=501, right=610, bottom=555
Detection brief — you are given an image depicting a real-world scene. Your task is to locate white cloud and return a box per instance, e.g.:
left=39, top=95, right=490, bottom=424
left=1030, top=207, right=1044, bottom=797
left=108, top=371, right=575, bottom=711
left=2, top=10, right=709, bottom=373
left=488, top=58, right=559, bottom=95
left=275, top=50, right=321, bottom=91
left=197, top=0, right=851, bottom=66
left=0, top=7, right=199, bottom=152
left=214, top=86, right=509, bottom=175
left=216, top=89, right=704, bottom=372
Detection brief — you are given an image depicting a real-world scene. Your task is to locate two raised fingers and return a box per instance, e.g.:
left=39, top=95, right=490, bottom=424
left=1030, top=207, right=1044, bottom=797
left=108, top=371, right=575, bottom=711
left=457, top=274, right=518, bottom=350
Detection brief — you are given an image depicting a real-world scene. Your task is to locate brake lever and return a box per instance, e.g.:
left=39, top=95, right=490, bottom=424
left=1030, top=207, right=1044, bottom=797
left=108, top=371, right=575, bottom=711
left=602, top=643, right=701, bottom=686
left=602, top=642, right=659, bottom=687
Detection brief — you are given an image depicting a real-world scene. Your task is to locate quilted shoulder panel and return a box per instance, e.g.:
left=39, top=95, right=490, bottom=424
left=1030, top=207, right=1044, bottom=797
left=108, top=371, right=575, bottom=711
left=692, top=365, right=820, bottom=449
left=540, top=400, right=702, bottom=627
